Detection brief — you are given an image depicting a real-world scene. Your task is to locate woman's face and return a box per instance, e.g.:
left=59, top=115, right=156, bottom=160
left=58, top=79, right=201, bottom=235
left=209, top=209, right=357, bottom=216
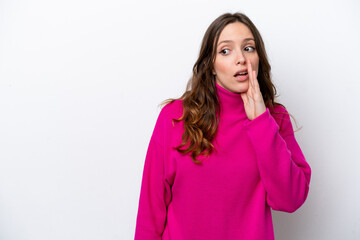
left=212, top=22, right=259, bottom=94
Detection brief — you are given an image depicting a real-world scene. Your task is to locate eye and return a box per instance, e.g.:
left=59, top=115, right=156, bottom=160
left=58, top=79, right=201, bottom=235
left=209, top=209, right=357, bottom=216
left=219, top=49, right=230, bottom=55
left=244, top=46, right=256, bottom=52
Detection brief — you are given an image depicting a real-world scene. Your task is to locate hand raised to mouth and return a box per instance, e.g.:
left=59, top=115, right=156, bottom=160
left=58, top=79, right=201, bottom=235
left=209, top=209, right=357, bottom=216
left=240, top=61, right=266, bottom=120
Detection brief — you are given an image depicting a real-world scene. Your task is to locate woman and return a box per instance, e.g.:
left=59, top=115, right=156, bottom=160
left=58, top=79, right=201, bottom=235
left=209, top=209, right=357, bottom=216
left=134, top=12, right=311, bottom=240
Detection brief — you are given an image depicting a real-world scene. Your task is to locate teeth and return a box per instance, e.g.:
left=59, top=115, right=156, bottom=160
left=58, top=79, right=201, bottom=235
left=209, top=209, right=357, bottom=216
left=235, top=72, right=247, bottom=76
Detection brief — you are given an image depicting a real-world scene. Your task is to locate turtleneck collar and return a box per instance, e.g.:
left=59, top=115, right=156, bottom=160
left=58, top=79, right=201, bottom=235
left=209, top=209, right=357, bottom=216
left=215, top=82, right=248, bottom=121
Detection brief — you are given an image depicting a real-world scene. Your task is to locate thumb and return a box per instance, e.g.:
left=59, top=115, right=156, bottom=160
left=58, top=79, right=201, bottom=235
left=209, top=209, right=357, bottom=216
left=240, top=92, right=248, bottom=105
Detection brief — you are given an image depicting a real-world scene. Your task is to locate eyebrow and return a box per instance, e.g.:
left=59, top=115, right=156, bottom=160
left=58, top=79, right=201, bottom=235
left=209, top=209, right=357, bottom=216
left=217, top=38, right=255, bottom=46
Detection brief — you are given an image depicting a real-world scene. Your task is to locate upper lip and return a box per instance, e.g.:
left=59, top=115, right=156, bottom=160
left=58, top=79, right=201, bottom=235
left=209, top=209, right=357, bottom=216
left=234, top=69, right=248, bottom=76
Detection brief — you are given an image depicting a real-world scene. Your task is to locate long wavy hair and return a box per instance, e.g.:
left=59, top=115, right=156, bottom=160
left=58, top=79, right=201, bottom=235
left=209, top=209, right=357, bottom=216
left=163, top=12, right=294, bottom=164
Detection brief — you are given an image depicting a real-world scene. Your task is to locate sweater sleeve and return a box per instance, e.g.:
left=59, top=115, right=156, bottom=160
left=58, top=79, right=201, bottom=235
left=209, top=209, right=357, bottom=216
left=243, top=107, right=311, bottom=213
left=134, top=110, right=172, bottom=239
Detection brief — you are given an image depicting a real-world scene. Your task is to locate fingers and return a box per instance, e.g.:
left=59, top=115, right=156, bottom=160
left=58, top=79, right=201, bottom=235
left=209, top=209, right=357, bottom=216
left=253, top=70, right=259, bottom=89
left=247, top=61, right=255, bottom=90
left=247, top=61, right=260, bottom=94
left=247, top=61, right=252, bottom=83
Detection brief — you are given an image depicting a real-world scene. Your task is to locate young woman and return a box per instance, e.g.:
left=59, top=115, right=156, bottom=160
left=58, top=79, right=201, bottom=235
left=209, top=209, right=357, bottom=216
left=134, top=12, right=311, bottom=240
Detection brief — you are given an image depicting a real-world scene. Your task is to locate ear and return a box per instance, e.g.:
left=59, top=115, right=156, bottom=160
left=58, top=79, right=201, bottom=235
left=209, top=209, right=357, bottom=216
left=212, top=69, right=216, bottom=75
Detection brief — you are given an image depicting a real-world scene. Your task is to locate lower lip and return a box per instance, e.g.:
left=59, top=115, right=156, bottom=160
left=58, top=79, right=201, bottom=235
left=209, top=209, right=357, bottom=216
left=234, top=74, right=249, bottom=82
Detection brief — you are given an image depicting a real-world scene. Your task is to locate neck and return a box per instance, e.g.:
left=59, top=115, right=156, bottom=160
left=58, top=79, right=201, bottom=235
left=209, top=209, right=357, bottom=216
left=215, top=82, right=247, bottom=121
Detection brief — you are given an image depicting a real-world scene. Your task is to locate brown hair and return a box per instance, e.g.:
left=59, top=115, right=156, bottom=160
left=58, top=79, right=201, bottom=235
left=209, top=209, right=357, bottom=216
left=163, top=12, right=294, bottom=163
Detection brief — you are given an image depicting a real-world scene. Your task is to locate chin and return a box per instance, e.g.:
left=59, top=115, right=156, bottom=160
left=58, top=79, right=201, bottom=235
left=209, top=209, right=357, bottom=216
left=216, top=79, right=249, bottom=94
left=231, top=83, right=249, bottom=94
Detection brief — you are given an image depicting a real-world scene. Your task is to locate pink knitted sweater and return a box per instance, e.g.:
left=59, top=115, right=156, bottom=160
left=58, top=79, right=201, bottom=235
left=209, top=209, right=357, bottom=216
left=134, top=83, right=311, bottom=240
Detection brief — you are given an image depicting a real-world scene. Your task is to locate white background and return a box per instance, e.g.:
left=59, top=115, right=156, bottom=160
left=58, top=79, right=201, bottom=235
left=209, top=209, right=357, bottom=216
left=1, top=0, right=359, bottom=239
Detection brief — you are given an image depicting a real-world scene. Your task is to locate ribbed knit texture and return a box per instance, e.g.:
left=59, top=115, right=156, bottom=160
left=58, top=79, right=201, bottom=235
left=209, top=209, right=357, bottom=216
left=134, top=83, right=311, bottom=240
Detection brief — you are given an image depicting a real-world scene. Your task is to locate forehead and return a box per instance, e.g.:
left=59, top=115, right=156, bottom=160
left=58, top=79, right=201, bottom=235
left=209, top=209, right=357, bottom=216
left=218, top=22, right=254, bottom=42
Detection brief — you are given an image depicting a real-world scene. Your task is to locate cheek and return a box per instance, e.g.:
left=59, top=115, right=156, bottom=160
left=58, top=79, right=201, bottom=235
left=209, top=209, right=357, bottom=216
left=250, top=56, right=260, bottom=72
left=214, top=59, right=230, bottom=75
left=254, top=62, right=259, bottom=73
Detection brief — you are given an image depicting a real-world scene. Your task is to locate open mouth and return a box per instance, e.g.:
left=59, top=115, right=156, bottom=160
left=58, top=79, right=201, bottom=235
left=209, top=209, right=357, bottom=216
left=234, top=72, right=248, bottom=77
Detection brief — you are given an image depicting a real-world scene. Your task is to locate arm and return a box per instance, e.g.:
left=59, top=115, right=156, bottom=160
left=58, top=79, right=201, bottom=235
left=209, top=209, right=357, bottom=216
left=134, top=113, right=171, bottom=239
left=244, top=107, right=311, bottom=213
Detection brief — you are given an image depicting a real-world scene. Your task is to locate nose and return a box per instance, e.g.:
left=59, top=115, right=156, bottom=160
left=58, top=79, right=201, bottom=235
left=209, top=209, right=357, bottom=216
left=236, top=50, right=246, bottom=65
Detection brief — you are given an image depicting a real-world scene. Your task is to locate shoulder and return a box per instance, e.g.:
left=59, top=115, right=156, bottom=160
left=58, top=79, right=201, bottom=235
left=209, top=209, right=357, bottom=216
left=153, top=99, right=183, bottom=131
left=270, top=103, right=288, bottom=113
left=151, top=99, right=184, bottom=144
left=270, top=102, right=289, bottom=117
left=158, top=99, right=184, bottom=121
left=270, top=103, right=294, bottom=136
